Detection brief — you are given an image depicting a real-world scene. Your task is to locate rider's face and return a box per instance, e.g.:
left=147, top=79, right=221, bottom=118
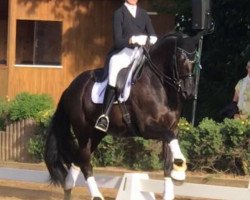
left=126, top=0, right=138, bottom=5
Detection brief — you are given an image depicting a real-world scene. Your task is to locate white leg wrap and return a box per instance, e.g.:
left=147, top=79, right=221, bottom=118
left=163, top=177, right=174, bottom=200
left=86, top=176, right=104, bottom=200
left=64, top=164, right=81, bottom=190
left=169, top=139, right=187, bottom=181
left=169, top=139, right=185, bottom=160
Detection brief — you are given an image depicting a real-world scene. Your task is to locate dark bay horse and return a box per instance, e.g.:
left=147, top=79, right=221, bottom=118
left=44, top=32, right=200, bottom=200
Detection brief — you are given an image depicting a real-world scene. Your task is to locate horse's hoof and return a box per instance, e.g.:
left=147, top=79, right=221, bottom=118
left=171, top=158, right=187, bottom=182
left=172, top=178, right=185, bottom=186
left=63, top=189, right=72, bottom=200
left=163, top=197, right=174, bottom=200
left=92, top=197, right=104, bottom=200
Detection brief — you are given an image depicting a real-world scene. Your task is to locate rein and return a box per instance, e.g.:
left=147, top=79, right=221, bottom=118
left=143, top=47, right=180, bottom=90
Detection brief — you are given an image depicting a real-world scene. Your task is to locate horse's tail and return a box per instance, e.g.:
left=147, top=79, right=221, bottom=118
left=44, top=92, right=72, bottom=186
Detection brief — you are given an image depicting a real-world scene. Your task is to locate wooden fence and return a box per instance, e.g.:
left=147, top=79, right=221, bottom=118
left=0, top=119, right=37, bottom=162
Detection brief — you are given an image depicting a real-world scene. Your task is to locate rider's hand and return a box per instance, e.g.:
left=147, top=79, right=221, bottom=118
left=149, top=36, right=158, bottom=45
left=149, top=36, right=157, bottom=45
left=130, top=35, right=147, bottom=46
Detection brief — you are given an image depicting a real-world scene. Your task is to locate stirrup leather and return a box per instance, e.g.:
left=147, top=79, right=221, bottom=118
left=95, top=114, right=109, bottom=132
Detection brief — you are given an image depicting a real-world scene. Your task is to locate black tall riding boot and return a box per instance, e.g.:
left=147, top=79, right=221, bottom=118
left=95, top=85, right=116, bottom=132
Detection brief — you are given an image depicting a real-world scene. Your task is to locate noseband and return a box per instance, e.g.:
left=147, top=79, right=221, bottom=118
left=144, top=46, right=198, bottom=92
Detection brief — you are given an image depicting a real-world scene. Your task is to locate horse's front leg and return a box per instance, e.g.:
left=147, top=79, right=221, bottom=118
left=162, top=138, right=187, bottom=200
left=64, top=163, right=104, bottom=200
left=169, top=139, right=187, bottom=181
left=163, top=141, right=175, bottom=200
left=162, top=130, right=187, bottom=181
left=79, top=137, right=104, bottom=200
left=85, top=175, right=104, bottom=200
left=64, top=164, right=81, bottom=200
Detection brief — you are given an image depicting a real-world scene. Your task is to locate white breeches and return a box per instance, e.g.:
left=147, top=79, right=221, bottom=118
left=108, top=47, right=143, bottom=87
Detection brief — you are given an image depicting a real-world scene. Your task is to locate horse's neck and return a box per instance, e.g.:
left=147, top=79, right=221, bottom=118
left=143, top=64, right=181, bottom=107
left=142, top=65, right=178, bottom=96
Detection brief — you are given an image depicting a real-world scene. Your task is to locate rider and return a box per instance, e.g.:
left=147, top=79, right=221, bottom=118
left=95, top=0, right=158, bottom=132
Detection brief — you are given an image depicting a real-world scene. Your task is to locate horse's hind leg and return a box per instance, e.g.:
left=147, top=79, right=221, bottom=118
left=63, top=164, right=81, bottom=200
left=63, top=189, right=72, bottom=200
left=64, top=138, right=104, bottom=200
left=84, top=133, right=106, bottom=200
left=74, top=129, right=105, bottom=200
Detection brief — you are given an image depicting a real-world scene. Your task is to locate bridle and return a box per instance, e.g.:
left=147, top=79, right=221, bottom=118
left=176, top=47, right=197, bottom=80
left=143, top=45, right=198, bottom=92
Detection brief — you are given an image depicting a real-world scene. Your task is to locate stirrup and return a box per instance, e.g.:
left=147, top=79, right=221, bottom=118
left=95, top=114, right=109, bottom=132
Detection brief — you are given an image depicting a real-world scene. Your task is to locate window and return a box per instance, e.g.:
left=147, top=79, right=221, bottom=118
left=16, top=20, right=62, bottom=66
left=0, top=0, right=8, bottom=66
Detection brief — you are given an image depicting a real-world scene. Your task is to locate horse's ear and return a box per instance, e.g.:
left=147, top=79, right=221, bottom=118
left=161, top=35, right=179, bottom=55
left=170, top=36, right=179, bottom=55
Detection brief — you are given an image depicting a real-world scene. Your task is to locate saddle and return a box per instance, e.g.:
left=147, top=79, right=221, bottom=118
left=92, top=50, right=146, bottom=103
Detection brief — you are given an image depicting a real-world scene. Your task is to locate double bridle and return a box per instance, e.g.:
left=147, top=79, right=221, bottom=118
left=143, top=46, right=198, bottom=92
left=177, top=47, right=198, bottom=79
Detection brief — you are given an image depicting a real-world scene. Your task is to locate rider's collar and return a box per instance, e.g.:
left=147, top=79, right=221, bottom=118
left=124, top=2, right=137, bottom=18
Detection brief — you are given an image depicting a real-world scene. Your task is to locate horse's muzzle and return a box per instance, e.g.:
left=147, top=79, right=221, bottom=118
left=181, top=78, right=195, bottom=99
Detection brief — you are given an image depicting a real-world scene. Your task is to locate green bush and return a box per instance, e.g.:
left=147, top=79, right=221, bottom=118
left=9, top=92, right=54, bottom=121
left=92, top=135, right=125, bottom=166
left=195, top=118, right=224, bottom=171
left=221, top=118, right=248, bottom=152
left=219, top=118, right=250, bottom=174
left=0, top=92, right=55, bottom=161
left=178, top=118, right=200, bottom=161
left=122, top=137, right=162, bottom=170
left=178, top=118, right=224, bottom=171
left=28, top=134, right=46, bottom=161
left=92, top=136, right=162, bottom=170
left=27, top=109, right=54, bottom=161
left=0, top=97, right=9, bottom=130
left=178, top=117, right=249, bottom=175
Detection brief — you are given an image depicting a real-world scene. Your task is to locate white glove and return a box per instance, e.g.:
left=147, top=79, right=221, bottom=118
left=131, top=35, right=147, bottom=46
left=149, top=36, right=158, bottom=45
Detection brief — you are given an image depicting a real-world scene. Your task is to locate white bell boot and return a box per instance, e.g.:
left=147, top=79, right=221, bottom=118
left=169, top=139, right=187, bottom=181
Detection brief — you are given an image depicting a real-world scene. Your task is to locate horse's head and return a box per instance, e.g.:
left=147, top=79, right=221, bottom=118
left=149, top=32, right=201, bottom=100
left=175, top=34, right=200, bottom=99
